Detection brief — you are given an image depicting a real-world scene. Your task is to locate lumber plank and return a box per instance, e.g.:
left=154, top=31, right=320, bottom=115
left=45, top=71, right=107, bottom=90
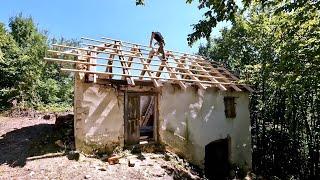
left=140, top=49, right=155, bottom=78
left=117, top=41, right=135, bottom=85
left=134, top=47, right=160, bottom=88
left=192, top=61, right=227, bottom=91
left=171, top=53, right=206, bottom=90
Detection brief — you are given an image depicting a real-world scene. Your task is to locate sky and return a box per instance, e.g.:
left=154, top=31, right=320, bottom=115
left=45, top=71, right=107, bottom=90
left=0, top=0, right=229, bottom=53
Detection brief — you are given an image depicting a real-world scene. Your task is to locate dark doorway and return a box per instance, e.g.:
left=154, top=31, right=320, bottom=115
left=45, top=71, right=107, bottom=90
left=139, top=96, right=155, bottom=143
left=125, top=93, right=157, bottom=146
left=205, top=138, right=230, bottom=179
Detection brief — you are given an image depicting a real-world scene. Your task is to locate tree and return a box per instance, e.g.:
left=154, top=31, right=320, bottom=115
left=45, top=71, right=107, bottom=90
left=0, top=23, right=20, bottom=109
left=136, top=0, right=320, bottom=45
left=8, top=14, right=47, bottom=107
left=199, top=5, right=319, bottom=179
left=0, top=14, right=74, bottom=111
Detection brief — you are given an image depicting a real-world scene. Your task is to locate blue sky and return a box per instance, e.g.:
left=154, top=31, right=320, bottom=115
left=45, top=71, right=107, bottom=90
left=0, top=0, right=228, bottom=53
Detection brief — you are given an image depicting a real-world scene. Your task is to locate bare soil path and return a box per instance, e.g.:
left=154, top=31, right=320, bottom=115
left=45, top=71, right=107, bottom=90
left=0, top=116, right=201, bottom=180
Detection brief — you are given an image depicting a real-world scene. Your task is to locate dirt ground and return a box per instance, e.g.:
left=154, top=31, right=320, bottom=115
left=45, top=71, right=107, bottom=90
left=0, top=115, right=202, bottom=180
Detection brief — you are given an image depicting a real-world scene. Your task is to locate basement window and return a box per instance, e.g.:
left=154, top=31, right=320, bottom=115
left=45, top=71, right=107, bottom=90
left=224, top=97, right=236, bottom=118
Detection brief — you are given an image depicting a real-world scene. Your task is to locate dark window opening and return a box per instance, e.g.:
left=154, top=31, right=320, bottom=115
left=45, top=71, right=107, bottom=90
left=224, top=97, right=236, bottom=118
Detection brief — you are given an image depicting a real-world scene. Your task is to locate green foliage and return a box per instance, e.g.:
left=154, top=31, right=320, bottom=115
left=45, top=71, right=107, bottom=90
left=136, top=0, right=320, bottom=45
left=0, top=14, right=74, bottom=111
left=199, top=5, right=319, bottom=179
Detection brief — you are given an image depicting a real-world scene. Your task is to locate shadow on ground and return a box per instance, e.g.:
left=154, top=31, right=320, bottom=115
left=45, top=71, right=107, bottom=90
left=0, top=116, right=74, bottom=167
left=0, top=124, right=62, bottom=167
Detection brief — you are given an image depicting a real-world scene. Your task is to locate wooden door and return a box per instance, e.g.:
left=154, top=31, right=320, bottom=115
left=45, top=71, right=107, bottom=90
left=125, top=94, right=140, bottom=145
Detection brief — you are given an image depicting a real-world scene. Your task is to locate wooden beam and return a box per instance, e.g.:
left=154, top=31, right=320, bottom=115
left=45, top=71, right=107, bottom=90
left=48, top=49, right=218, bottom=74
left=45, top=57, right=231, bottom=80
left=51, top=44, right=210, bottom=66
left=153, top=55, right=186, bottom=90
left=140, top=49, right=155, bottom=79
left=192, top=61, right=227, bottom=91
left=155, top=61, right=165, bottom=77
left=198, top=57, right=242, bottom=91
left=105, top=44, right=119, bottom=78
left=134, top=47, right=160, bottom=88
left=218, top=66, right=254, bottom=92
left=89, top=47, right=97, bottom=83
left=60, top=68, right=249, bottom=86
left=100, top=37, right=203, bottom=59
left=171, top=53, right=206, bottom=90
left=116, top=41, right=135, bottom=86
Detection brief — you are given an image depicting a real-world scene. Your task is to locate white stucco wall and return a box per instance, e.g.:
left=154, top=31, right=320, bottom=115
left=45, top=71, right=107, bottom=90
left=159, top=84, right=252, bottom=169
left=73, top=77, right=251, bottom=169
left=74, top=75, right=124, bottom=153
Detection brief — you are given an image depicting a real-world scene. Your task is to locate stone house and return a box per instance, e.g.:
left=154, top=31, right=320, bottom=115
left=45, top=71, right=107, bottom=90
left=46, top=37, right=253, bottom=176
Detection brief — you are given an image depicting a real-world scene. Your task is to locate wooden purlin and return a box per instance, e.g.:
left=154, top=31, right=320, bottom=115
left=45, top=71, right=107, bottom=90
left=155, top=62, right=165, bottom=77
left=54, top=43, right=211, bottom=66
left=170, top=53, right=206, bottom=90
left=140, top=48, right=155, bottom=79
left=155, top=55, right=187, bottom=90
left=116, top=41, right=135, bottom=85
left=192, top=61, right=227, bottom=91
left=106, top=43, right=118, bottom=78
left=198, top=57, right=243, bottom=91
left=45, top=37, right=252, bottom=92
left=219, top=66, right=254, bottom=92
left=88, top=47, right=97, bottom=82
left=75, top=51, right=86, bottom=81
left=60, top=68, right=250, bottom=86
left=133, top=46, right=160, bottom=88
left=45, top=57, right=231, bottom=79
left=48, top=48, right=218, bottom=75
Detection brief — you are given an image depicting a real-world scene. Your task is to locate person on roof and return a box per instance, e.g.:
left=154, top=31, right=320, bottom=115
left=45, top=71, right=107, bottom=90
left=149, top=32, right=166, bottom=60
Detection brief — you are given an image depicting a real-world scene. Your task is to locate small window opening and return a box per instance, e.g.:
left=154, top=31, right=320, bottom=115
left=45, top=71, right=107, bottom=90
left=224, top=97, right=236, bottom=118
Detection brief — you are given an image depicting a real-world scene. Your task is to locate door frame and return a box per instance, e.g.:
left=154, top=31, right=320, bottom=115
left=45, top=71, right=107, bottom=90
left=124, top=91, right=159, bottom=145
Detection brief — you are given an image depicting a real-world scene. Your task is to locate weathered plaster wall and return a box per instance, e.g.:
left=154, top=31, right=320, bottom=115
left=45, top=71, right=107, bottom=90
left=74, top=75, right=124, bottom=154
left=158, top=84, right=252, bottom=169
left=74, top=76, right=251, bottom=169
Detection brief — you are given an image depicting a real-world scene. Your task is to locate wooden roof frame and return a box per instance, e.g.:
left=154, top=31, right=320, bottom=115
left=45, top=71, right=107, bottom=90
left=45, top=37, right=253, bottom=92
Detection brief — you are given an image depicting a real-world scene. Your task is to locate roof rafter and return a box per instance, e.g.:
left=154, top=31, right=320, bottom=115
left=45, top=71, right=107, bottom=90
left=45, top=37, right=252, bottom=92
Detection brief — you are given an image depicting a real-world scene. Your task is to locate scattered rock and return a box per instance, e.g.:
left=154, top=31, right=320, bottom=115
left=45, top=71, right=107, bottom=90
left=84, top=175, right=91, bottom=179
left=128, top=159, right=135, bottom=167
left=98, top=166, right=107, bottom=171
left=108, top=155, right=120, bottom=165
left=67, top=151, right=80, bottom=161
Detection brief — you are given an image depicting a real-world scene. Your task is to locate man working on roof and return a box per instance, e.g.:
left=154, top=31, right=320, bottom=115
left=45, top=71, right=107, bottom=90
left=149, top=32, right=166, bottom=60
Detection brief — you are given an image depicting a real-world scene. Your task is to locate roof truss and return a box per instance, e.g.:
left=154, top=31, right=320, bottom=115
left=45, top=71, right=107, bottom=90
left=45, top=37, right=252, bottom=92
